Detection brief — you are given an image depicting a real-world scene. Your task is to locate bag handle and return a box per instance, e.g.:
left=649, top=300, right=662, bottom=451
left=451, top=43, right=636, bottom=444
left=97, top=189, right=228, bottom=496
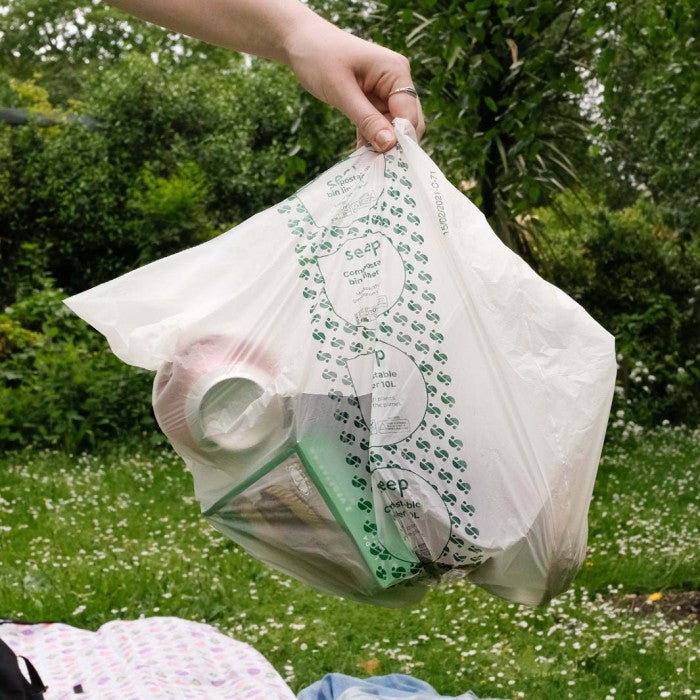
left=0, top=637, right=47, bottom=699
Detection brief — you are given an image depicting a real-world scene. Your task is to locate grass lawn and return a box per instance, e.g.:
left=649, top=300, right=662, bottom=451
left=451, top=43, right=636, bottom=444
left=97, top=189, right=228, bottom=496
left=1, top=427, right=698, bottom=698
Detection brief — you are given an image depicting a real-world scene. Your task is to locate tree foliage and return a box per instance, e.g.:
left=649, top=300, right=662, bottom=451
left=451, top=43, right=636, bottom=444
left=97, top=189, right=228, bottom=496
left=593, top=0, right=699, bottom=238
left=0, top=280, right=155, bottom=451
left=536, top=190, right=700, bottom=425
left=319, top=0, right=595, bottom=255
left=0, top=56, right=351, bottom=302
left=317, top=0, right=698, bottom=251
left=0, top=0, right=236, bottom=102
left=1, top=0, right=697, bottom=429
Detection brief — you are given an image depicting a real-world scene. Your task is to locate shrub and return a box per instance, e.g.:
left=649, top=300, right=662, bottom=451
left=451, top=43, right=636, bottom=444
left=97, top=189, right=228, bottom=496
left=0, top=57, right=351, bottom=306
left=535, top=190, right=700, bottom=426
left=0, top=280, right=156, bottom=452
left=127, top=161, right=213, bottom=264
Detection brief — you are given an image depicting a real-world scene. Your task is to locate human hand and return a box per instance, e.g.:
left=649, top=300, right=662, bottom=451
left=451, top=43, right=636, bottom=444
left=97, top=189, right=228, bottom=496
left=282, top=15, right=425, bottom=152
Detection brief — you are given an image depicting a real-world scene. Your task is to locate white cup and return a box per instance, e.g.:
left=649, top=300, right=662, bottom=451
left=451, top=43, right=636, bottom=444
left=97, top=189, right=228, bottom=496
left=153, top=336, right=287, bottom=462
left=184, top=364, right=285, bottom=452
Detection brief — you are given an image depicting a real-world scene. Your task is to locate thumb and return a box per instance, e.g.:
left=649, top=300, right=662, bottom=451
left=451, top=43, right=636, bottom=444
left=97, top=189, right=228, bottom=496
left=333, top=81, right=396, bottom=152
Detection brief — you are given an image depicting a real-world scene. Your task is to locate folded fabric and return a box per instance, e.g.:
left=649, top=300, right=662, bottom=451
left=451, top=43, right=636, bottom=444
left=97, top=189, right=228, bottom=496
left=0, top=616, right=295, bottom=699
left=297, top=672, right=504, bottom=700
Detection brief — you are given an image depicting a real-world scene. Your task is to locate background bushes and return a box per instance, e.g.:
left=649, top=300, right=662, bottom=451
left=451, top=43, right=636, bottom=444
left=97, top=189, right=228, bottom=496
left=0, top=0, right=697, bottom=451
left=0, top=57, right=351, bottom=302
left=535, top=192, right=700, bottom=426
left=0, top=279, right=155, bottom=451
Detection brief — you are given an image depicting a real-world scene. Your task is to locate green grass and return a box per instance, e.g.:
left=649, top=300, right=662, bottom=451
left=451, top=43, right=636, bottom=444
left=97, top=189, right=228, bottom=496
left=1, top=427, right=698, bottom=698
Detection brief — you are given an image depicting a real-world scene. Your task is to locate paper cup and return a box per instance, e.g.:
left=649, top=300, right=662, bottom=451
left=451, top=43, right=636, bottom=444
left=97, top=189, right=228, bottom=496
left=153, top=336, right=287, bottom=461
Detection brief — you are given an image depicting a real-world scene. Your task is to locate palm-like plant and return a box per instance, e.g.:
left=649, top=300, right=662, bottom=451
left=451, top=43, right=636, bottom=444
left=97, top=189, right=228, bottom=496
left=323, top=0, right=597, bottom=258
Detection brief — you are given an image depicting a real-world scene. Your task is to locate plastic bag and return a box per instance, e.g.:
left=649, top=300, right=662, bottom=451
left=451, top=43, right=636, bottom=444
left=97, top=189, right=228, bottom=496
left=65, top=119, right=616, bottom=607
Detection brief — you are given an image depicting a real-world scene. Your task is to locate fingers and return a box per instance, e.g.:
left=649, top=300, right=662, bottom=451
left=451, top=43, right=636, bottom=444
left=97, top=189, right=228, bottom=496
left=355, top=128, right=364, bottom=150
left=387, top=90, right=422, bottom=135
left=383, top=55, right=423, bottom=139
left=356, top=100, right=393, bottom=150
left=355, top=101, right=423, bottom=151
left=415, top=98, right=426, bottom=141
left=332, top=76, right=397, bottom=152
left=323, top=45, right=424, bottom=151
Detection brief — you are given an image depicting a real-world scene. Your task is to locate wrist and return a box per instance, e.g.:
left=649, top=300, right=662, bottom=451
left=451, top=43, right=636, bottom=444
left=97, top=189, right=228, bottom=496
left=278, top=5, right=336, bottom=67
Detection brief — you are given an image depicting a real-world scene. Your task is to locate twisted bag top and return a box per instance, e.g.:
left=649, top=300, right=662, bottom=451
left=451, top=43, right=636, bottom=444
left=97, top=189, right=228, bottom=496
left=65, top=119, right=616, bottom=607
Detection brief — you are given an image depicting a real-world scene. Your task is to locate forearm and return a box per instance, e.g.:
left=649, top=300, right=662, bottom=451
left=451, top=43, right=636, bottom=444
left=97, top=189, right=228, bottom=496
left=106, top=0, right=424, bottom=150
left=106, top=0, right=327, bottom=65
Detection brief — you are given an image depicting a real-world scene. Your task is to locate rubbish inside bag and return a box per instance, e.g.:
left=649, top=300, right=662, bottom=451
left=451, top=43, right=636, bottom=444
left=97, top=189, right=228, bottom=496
left=65, top=119, right=616, bottom=607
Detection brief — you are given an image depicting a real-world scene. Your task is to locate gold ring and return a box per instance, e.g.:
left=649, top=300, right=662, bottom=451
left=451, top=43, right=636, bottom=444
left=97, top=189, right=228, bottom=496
left=388, top=86, right=419, bottom=99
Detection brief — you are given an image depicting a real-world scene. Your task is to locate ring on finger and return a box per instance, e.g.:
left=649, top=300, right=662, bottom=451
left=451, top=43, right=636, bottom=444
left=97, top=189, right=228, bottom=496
left=388, top=86, right=419, bottom=99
